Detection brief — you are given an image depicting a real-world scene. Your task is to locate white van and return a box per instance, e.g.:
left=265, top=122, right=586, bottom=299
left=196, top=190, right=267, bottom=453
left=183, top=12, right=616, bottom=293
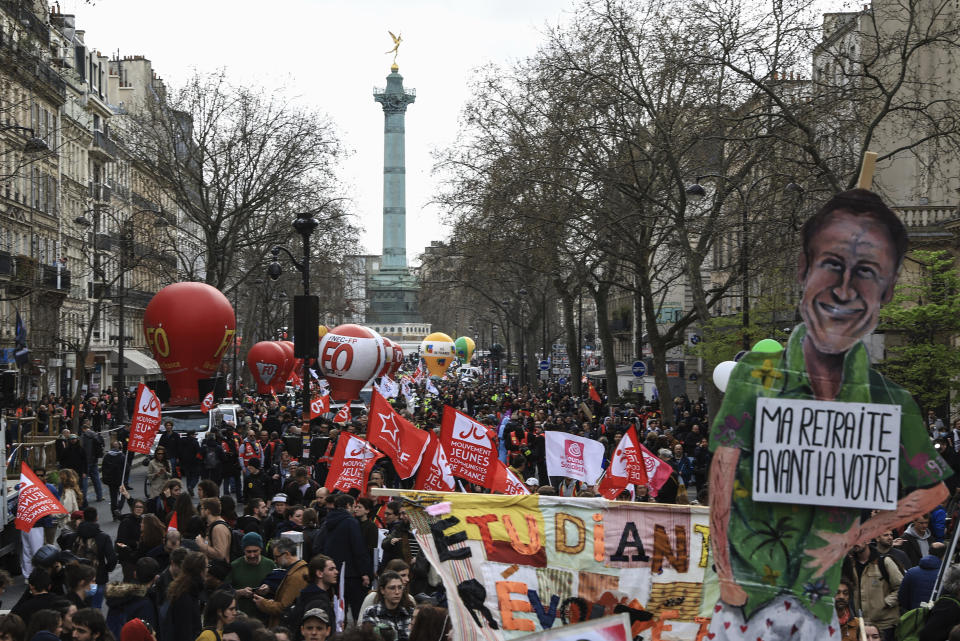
left=150, top=402, right=243, bottom=453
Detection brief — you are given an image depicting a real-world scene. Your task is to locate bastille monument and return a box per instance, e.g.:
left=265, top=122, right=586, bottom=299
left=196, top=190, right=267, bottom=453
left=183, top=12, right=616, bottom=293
left=365, top=35, right=428, bottom=343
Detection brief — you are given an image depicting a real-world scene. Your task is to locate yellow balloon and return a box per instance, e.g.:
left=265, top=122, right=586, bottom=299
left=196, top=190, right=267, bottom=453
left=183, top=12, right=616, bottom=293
left=318, top=325, right=329, bottom=340
left=421, top=332, right=455, bottom=377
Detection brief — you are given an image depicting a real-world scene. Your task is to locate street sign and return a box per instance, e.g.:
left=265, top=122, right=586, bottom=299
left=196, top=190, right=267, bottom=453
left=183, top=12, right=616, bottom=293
left=539, top=370, right=549, bottom=380
left=689, top=334, right=701, bottom=345
left=539, top=360, right=550, bottom=371
left=632, top=361, right=646, bottom=377
left=558, top=377, right=567, bottom=385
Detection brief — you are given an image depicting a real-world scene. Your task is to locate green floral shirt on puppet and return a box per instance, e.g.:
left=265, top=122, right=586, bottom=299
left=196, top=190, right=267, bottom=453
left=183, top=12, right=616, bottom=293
left=709, top=324, right=951, bottom=623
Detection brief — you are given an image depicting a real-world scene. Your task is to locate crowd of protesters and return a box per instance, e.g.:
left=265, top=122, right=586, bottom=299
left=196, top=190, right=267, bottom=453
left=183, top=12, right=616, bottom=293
left=4, top=375, right=960, bottom=641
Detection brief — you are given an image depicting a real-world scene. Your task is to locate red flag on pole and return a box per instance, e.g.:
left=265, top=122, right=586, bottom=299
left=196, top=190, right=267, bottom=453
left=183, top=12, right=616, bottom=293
left=640, top=443, right=675, bottom=497
left=324, top=434, right=384, bottom=494
left=15, top=463, right=67, bottom=531
left=414, top=432, right=456, bottom=492
left=588, top=381, right=602, bottom=404
left=332, top=401, right=351, bottom=424
left=367, top=390, right=429, bottom=479
left=308, top=395, right=330, bottom=420
left=128, top=383, right=163, bottom=454
left=597, top=426, right=649, bottom=499
left=491, top=460, right=530, bottom=495
left=440, top=406, right=498, bottom=489
left=200, top=391, right=215, bottom=414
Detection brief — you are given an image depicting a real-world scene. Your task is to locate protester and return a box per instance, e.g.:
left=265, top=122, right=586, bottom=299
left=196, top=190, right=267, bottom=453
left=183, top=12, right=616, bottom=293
left=408, top=605, right=452, bottom=641
left=105, top=558, right=160, bottom=641
left=252, top=539, right=309, bottom=627
left=158, top=551, right=205, bottom=641
left=226, top=533, right=276, bottom=623
left=360, top=571, right=413, bottom=641
left=900, top=542, right=946, bottom=611
left=196, top=590, right=238, bottom=641
left=321, top=493, right=372, bottom=621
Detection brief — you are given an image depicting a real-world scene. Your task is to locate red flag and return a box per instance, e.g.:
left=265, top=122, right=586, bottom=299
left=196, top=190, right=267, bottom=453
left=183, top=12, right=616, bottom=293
left=588, top=381, right=602, bottom=404
left=412, top=360, right=425, bottom=383
left=414, top=433, right=456, bottom=492
left=368, top=390, right=430, bottom=479
left=597, top=426, right=649, bottom=499
left=15, top=464, right=67, bottom=531
left=491, top=460, right=530, bottom=495
left=128, top=383, right=163, bottom=454
left=168, top=512, right=179, bottom=532
left=308, top=395, right=330, bottom=420
left=640, top=443, right=675, bottom=497
left=324, top=434, right=384, bottom=494
left=200, top=391, right=215, bottom=414
left=333, top=401, right=351, bottom=424
left=440, top=406, right=498, bottom=489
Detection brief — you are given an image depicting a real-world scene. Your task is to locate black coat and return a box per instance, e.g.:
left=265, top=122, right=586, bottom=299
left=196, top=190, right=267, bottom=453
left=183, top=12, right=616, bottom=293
left=920, top=595, right=960, bottom=641
left=320, top=508, right=372, bottom=580
left=60, top=443, right=87, bottom=475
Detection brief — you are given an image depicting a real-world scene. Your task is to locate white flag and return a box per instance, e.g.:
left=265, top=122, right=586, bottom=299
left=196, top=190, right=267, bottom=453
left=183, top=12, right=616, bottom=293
left=425, top=379, right=439, bottom=396
left=544, top=431, right=606, bottom=484
left=378, top=377, right=399, bottom=399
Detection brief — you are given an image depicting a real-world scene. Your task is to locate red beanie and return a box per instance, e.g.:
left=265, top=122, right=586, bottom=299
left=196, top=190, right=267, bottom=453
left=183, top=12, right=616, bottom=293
left=120, top=619, right=155, bottom=641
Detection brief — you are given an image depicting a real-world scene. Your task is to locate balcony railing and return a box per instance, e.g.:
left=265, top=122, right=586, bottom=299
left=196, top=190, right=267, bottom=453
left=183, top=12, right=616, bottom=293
left=897, top=206, right=958, bottom=229
left=92, top=130, right=118, bottom=158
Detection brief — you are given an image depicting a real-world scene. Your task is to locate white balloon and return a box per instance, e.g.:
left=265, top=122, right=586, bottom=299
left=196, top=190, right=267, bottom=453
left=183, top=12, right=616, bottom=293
left=712, top=360, right=738, bottom=393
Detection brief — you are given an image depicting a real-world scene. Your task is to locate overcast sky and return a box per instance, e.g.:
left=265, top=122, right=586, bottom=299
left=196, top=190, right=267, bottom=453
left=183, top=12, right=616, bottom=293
left=62, top=0, right=576, bottom=264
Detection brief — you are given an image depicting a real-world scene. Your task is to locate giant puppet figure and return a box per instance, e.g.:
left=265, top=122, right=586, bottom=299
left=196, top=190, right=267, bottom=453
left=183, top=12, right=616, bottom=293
left=707, top=189, right=951, bottom=639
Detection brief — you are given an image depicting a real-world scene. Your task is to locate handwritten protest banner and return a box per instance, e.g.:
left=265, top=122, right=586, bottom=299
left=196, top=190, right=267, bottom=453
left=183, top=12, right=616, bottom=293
left=752, top=397, right=901, bottom=510
left=398, top=492, right=711, bottom=641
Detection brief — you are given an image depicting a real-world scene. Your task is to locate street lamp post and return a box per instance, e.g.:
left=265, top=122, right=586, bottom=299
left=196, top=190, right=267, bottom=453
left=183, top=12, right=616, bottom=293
left=685, top=174, right=804, bottom=350
left=268, top=215, right=320, bottom=455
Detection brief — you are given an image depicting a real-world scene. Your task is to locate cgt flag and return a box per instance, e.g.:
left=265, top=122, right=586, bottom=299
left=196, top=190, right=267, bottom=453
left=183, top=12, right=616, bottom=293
left=440, top=406, right=498, bottom=489
left=324, top=434, right=384, bottom=494
left=128, top=383, right=163, bottom=454
left=368, top=390, right=429, bottom=479
left=308, top=395, right=330, bottom=420
left=332, top=401, right=351, bottom=424
left=414, top=432, right=456, bottom=492
left=597, top=426, right=649, bottom=499
left=545, top=431, right=605, bottom=484
left=200, top=391, right=215, bottom=414
left=15, top=463, right=67, bottom=531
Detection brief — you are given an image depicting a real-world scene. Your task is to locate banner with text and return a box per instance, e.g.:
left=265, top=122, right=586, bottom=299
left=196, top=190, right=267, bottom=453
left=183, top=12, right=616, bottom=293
left=403, top=492, right=711, bottom=641
left=752, top=397, right=901, bottom=510
left=128, top=383, right=163, bottom=454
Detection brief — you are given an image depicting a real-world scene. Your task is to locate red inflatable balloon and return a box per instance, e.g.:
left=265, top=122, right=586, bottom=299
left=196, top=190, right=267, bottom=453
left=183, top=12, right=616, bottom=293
left=247, top=341, right=287, bottom=395
left=318, top=324, right=385, bottom=400
left=143, top=283, right=236, bottom=406
left=274, top=341, right=296, bottom=392
left=378, top=338, right=395, bottom=378
left=390, top=343, right=404, bottom=379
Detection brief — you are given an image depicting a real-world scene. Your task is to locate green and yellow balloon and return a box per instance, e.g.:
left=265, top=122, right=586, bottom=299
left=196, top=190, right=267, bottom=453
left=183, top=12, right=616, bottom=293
left=454, top=336, right=476, bottom=363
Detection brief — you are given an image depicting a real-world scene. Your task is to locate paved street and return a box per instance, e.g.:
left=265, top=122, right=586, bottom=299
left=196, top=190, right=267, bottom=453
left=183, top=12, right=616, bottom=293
left=3, top=459, right=150, bottom=611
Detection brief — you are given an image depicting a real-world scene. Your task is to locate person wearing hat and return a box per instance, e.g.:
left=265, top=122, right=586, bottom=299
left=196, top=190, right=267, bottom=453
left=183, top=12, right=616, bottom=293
left=525, top=477, right=540, bottom=491
left=300, top=607, right=333, bottom=641
left=226, top=532, right=276, bottom=623
left=263, top=494, right=289, bottom=541
left=120, top=618, right=157, bottom=641
left=243, top=458, right=268, bottom=502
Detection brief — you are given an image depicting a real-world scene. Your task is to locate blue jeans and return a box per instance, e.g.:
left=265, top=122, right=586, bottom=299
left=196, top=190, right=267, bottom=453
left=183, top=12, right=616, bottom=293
left=82, top=462, right=103, bottom=501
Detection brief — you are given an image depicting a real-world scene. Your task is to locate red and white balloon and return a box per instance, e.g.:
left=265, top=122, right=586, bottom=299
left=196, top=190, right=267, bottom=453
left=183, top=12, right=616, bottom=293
left=318, top=324, right=386, bottom=400
left=247, top=341, right=287, bottom=395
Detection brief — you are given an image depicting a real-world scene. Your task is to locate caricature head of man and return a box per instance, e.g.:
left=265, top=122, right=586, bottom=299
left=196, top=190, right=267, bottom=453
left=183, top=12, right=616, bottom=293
left=798, top=189, right=907, bottom=355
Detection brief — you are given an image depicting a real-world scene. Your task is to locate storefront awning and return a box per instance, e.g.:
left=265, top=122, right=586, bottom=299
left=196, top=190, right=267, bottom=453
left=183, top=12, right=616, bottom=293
left=105, top=348, right=161, bottom=376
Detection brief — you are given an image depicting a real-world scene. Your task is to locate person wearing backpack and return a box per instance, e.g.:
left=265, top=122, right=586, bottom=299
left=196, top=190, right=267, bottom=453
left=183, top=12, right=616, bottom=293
left=101, top=439, right=126, bottom=521
left=196, top=497, right=233, bottom=563
left=851, top=542, right=904, bottom=639
left=80, top=422, right=105, bottom=504
left=73, top=506, right=118, bottom=609
left=916, top=565, right=960, bottom=641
